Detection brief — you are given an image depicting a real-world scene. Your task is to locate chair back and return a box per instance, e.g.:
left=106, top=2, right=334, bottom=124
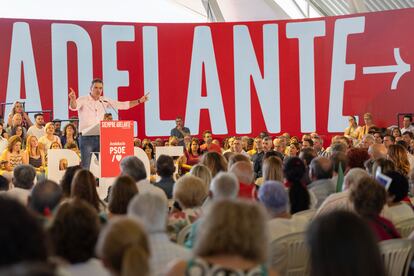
left=270, top=232, right=309, bottom=276
left=177, top=223, right=192, bottom=245
left=379, top=238, right=413, bottom=276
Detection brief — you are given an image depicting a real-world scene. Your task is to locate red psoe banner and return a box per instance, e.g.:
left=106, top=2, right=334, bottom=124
left=100, top=121, right=134, bottom=177
left=0, top=9, right=413, bottom=138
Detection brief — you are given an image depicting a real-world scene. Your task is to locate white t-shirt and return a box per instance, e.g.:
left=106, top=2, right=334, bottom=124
left=27, top=125, right=45, bottom=139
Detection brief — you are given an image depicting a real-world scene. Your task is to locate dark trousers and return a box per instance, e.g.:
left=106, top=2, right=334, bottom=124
left=79, top=135, right=100, bottom=169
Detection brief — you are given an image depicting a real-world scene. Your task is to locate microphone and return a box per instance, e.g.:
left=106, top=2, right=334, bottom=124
left=100, top=97, right=119, bottom=117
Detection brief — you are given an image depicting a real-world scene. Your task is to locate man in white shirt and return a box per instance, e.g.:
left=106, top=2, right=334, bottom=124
left=128, top=192, right=190, bottom=276
left=68, top=78, right=149, bottom=169
left=26, top=113, right=45, bottom=139
left=401, top=115, right=414, bottom=134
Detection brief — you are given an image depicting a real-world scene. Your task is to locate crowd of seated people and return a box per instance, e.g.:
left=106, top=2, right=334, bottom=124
left=2, top=108, right=414, bottom=275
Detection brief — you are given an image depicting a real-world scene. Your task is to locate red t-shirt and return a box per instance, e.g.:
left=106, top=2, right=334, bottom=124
left=238, top=182, right=255, bottom=200
left=200, top=143, right=222, bottom=154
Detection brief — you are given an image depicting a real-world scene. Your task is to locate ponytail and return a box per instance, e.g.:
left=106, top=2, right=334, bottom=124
left=289, top=180, right=310, bottom=214
left=121, top=244, right=150, bottom=276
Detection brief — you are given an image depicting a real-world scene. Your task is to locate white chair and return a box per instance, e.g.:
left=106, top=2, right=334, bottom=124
left=395, top=217, right=414, bottom=238
left=379, top=238, right=413, bottom=276
left=177, top=224, right=192, bottom=245
left=270, top=232, right=310, bottom=276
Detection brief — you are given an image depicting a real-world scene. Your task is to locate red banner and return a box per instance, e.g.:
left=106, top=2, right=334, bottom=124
left=0, top=9, right=413, bottom=138
left=100, top=121, right=134, bottom=177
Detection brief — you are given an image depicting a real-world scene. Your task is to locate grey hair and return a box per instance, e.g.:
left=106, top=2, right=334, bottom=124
left=127, top=192, right=168, bottom=233
left=13, top=165, right=36, bottom=189
left=344, top=168, right=369, bottom=190
left=210, top=172, right=239, bottom=199
left=119, top=156, right=146, bottom=182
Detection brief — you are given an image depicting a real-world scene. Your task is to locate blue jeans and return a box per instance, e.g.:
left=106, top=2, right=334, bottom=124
left=79, top=135, right=100, bottom=169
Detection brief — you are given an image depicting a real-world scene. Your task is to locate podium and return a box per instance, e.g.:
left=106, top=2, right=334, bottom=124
left=99, top=121, right=134, bottom=177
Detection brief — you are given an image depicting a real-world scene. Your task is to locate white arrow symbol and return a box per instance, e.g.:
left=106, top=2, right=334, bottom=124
left=362, top=48, right=411, bottom=90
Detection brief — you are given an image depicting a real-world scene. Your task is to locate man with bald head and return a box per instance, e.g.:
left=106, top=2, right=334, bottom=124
left=308, top=157, right=335, bottom=208
left=368, top=144, right=387, bottom=160
left=229, top=161, right=255, bottom=199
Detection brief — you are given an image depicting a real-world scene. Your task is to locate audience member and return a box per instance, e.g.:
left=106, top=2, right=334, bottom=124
left=28, top=179, right=62, bottom=219
left=2, top=135, right=24, bottom=171
left=189, top=164, right=212, bottom=195
left=308, top=157, right=335, bottom=208
left=307, top=210, right=386, bottom=276
left=200, top=151, right=227, bottom=177
left=71, top=169, right=106, bottom=212
left=387, top=144, right=410, bottom=176
left=229, top=161, right=255, bottom=199
left=60, top=165, right=82, bottom=198
left=26, top=113, right=45, bottom=139
left=119, top=156, right=166, bottom=199
left=7, top=164, right=36, bottom=205
left=0, top=195, right=48, bottom=266
left=154, top=155, right=175, bottom=199
left=168, top=175, right=206, bottom=241
left=283, top=157, right=311, bottom=214
left=108, top=175, right=138, bottom=218
left=49, top=199, right=108, bottom=275
left=167, top=199, right=276, bottom=276
left=96, top=217, right=150, bottom=276
left=350, top=176, right=401, bottom=241
left=382, top=171, right=414, bottom=225
left=128, top=192, right=190, bottom=275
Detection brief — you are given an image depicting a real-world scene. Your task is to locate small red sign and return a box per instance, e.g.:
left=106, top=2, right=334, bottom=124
left=100, top=120, right=134, bottom=177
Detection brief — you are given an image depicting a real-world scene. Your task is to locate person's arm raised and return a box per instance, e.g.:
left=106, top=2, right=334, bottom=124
left=68, top=88, right=77, bottom=110
left=129, top=92, right=149, bottom=108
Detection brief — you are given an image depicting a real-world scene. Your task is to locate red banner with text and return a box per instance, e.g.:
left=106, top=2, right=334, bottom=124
left=0, top=8, right=413, bottom=139
left=100, top=121, right=134, bottom=177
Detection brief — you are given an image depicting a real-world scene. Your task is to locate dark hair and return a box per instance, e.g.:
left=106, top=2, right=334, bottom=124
left=0, top=175, right=9, bottom=191
left=347, top=148, right=370, bottom=169
left=71, top=170, right=105, bottom=212
left=13, top=164, right=36, bottom=189
left=60, top=165, right=82, bottom=198
left=156, top=155, right=175, bottom=178
left=299, top=148, right=317, bottom=166
left=402, top=131, right=414, bottom=139
left=385, top=171, right=409, bottom=203
left=0, top=196, right=48, bottom=266
left=404, top=115, right=412, bottom=122
left=283, top=157, right=310, bottom=214
left=303, top=139, right=314, bottom=147
left=396, top=140, right=409, bottom=150
left=307, top=210, right=385, bottom=276
left=142, top=143, right=155, bottom=159
left=91, top=78, right=103, bottom=86
left=350, top=176, right=386, bottom=217
left=202, top=130, right=212, bottom=138
left=63, top=123, right=77, bottom=138
left=29, top=180, right=62, bottom=215
left=383, top=134, right=395, bottom=143
left=108, top=176, right=138, bottom=215
left=49, top=199, right=100, bottom=264
left=34, top=113, right=44, bottom=119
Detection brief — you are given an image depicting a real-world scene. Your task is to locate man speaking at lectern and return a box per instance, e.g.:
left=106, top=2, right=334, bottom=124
left=68, top=78, right=149, bottom=169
